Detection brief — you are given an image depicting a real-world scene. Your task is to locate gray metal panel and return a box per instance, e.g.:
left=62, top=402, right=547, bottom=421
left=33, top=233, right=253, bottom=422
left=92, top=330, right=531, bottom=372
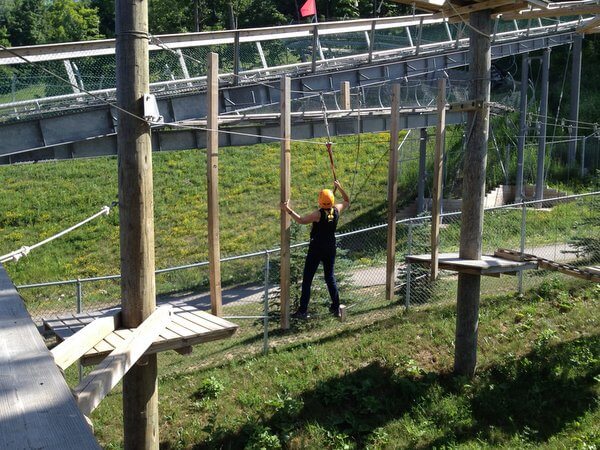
left=72, top=135, right=118, bottom=157
left=0, top=121, right=45, bottom=155
left=362, top=117, right=387, bottom=133
left=155, top=129, right=200, bottom=151
left=41, top=109, right=114, bottom=146
left=171, top=93, right=206, bottom=121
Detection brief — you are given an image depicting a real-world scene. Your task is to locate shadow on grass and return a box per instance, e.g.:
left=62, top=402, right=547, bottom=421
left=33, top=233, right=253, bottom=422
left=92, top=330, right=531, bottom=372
left=183, top=334, right=598, bottom=449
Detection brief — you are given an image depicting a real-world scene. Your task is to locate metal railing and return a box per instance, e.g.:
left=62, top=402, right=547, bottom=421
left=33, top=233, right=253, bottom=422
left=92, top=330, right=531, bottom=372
left=0, top=14, right=591, bottom=121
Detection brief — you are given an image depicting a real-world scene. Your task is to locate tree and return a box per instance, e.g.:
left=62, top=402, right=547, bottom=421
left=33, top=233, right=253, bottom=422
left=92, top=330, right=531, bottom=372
left=42, top=0, right=102, bottom=43
left=90, top=0, right=115, bottom=38
left=1, top=0, right=45, bottom=46
left=237, top=0, right=287, bottom=28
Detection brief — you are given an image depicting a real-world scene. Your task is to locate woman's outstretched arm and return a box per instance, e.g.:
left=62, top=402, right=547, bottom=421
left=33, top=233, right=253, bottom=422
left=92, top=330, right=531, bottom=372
left=281, top=201, right=320, bottom=225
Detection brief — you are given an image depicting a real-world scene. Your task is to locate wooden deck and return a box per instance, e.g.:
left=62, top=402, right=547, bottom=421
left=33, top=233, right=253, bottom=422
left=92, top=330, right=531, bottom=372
left=44, top=305, right=238, bottom=365
left=0, top=265, right=100, bottom=449
left=406, top=252, right=538, bottom=276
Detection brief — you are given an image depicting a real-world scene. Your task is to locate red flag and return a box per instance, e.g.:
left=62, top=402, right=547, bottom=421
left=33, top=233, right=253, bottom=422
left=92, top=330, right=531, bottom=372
left=299, top=0, right=316, bottom=17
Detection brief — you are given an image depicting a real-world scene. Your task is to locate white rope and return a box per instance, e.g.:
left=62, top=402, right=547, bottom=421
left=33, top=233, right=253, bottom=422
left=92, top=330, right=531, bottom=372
left=0, top=204, right=113, bottom=264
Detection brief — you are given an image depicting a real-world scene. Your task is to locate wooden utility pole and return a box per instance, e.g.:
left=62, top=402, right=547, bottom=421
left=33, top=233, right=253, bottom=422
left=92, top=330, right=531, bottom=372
left=341, top=81, right=351, bottom=110
left=280, top=76, right=291, bottom=329
left=431, top=77, right=446, bottom=281
left=207, top=52, right=223, bottom=316
left=385, top=83, right=400, bottom=301
left=115, top=0, right=158, bottom=448
left=416, top=128, right=428, bottom=214
left=454, top=10, right=491, bottom=378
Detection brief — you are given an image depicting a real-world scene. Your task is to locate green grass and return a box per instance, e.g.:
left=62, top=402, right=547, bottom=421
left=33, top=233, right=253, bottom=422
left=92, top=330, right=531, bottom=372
left=1, top=130, right=598, bottom=318
left=65, top=277, right=600, bottom=449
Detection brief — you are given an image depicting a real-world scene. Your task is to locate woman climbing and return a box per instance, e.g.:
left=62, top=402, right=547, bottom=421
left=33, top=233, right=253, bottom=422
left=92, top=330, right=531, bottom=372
left=281, top=180, right=350, bottom=319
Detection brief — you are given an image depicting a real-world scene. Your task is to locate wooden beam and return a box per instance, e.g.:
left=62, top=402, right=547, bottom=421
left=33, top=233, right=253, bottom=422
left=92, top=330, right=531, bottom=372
left=577, top=16, right=600, bottom=34
left=385, top=83, right=401, bottom=301
left=280, top=75, right=291, bottom=330
left=436, top=0, right=517, bottom=19
left=499, top=4, right=600, bottom=19
left=431, top=77, right=446, bottom=281
left=51, top=313, right=120, bottom=371
left=341, top=81, right=351, bottom=110
left=389, top=0, right=445, bottom=12
left=74, top=307, right=172, bottom=417
left=207, top=52, right=223, bottom=317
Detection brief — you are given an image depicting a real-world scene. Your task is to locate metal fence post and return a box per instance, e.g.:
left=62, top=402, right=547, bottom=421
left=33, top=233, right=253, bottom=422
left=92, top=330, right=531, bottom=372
left=263, top=250, right=270, bottom=355
left=405, top=219, right=413, bottom=310
left=76, top=279, right=82, bottom=313
left=76, top=279, right=83, bottom=382
left=518, top=202, right=527, bottom=294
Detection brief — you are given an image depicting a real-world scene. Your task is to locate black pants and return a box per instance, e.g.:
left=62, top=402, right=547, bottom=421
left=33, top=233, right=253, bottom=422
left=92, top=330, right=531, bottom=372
left=298, top=243, right=340, bottom=313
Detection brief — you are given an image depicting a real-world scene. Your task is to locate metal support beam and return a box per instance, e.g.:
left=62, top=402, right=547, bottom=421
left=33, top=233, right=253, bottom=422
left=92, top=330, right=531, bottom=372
left=568, top=34, right=582, bottom=167
left=535, top=48, right=550, bottom=202
left=516, top=53, right=528, bottom=202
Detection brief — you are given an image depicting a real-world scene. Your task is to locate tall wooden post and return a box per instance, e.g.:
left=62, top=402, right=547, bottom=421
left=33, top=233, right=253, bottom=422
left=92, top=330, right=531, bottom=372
left=431, top=77, right=446, bottom=281
left=385, top=83, right=400, bottom=301
left=207, top=52, right=223, bottom=316
left=341, top=81, right=351, bottom=110
left=115, top=0, right=158, bottom=448
left=280, top=76, right=291, bottom=329
left=416, top=128, right=428, bottom=214
left=454, top=10, right=491, bottom=378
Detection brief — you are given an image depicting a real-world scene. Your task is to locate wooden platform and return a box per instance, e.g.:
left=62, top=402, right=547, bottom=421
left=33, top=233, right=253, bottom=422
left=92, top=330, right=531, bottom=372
left=0, top=265, right=100, bottom=449
left=406, top=252, right=538, bottom=276
left=44, top=305, right=238, bottom=365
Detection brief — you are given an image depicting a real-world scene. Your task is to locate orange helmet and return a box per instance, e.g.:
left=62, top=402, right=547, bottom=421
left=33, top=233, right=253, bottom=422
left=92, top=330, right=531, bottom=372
left=318, top=189, right=335, bottom=209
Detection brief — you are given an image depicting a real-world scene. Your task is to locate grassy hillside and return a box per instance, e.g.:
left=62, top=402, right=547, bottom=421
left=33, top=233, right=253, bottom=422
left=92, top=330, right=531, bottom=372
left=0, top=131, right=457, bottom=286
left=78, top=277, right=600, bottom=449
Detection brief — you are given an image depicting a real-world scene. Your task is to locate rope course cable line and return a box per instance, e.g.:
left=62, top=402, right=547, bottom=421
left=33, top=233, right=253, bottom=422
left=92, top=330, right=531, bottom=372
left=164, top=121, right=329, bottom=147
left=0, top=203, right=116, bottom=264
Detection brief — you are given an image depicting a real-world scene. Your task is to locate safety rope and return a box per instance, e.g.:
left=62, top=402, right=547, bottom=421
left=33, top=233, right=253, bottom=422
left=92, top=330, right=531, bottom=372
left=0, top=203, right=115, bottom=264
left=320, top=92, right=338, bottom=192
left=349, top=92, right=362, bottom=203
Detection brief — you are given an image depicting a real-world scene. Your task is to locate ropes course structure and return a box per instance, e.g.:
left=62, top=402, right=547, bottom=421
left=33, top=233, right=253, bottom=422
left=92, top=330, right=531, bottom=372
left=1, top=4, right=600, bottom=447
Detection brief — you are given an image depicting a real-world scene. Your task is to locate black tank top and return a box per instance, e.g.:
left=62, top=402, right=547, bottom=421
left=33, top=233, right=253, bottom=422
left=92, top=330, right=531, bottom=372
left=310, top=208, right=338, bottom=247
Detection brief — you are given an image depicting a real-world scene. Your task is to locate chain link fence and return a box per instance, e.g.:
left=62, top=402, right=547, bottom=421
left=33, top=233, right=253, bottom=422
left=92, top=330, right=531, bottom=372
left=16, top=191, right=599, bottom=366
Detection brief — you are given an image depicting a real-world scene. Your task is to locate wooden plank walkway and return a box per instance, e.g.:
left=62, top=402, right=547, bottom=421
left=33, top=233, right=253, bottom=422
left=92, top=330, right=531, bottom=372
left=0, top=264, right=100, bottom=450
left=43, top=304, right=238, bottom=365
left=406, top=252, right=538, bottom=276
